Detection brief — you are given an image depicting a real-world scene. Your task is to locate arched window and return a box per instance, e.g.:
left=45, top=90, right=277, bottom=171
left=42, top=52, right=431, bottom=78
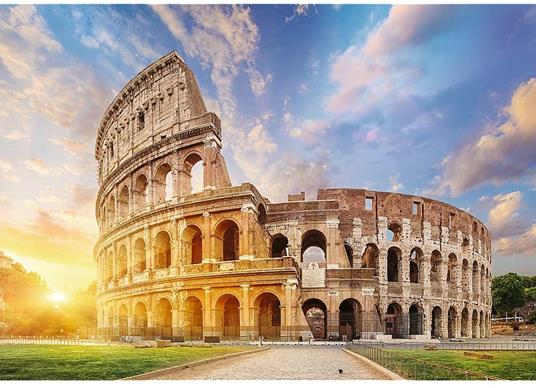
left=215, top=220, right=239, bottom=261
left=385, top=303, right=403, bottom=337
left=154, top=163, right=172, bottom=203
left=361, top=244, right=379, bottom=275
left=134, top=174, right=148, bottom=211
left=472, top=261, right=479, bottom=293
left=215, top=294, right=240, bottom=339
left=154, top=231, right=172, bottom=269
left=258, top=204, right=266, bottom=225
left=154, top=299, right=172, bottom=339
left=108, top=195, right=116, bottom=225
left=409, top=304, right=423, bottom=335
left=271, top=234, right=288, bottom=257
left=462, top=259, right=470, bottom=292
left=133, top=238, right=146, bottom=273
left=339, top=299, right=361, bottom=339
left=301, top=229, right=327, bottom=263
left=302, top=298, right=327, bottom=340
left=119, top=185, right=129, bottom=219
left=255, top=293, right=281, bottom=339
left=184, top=153, right=203, bottom=195
left=448, top=307, right=457, bottom=338
left=409, top=248, right=423, bottom=283
left=344, top=243, right=354, bottom=267
left=430, top=250, right=442, bottom=283
left=447, top=253, right=457, bottom=284
left=184, top=297, right=203, bottom=339
left=387, top=247, right=401, bottom=282
left=182, top=225, right=203, bottom=264
left=133, top=302, right=147, bottom=329
left=387, top=222, right=402, bottom=242
left=117, top=244, right=127, bottom=278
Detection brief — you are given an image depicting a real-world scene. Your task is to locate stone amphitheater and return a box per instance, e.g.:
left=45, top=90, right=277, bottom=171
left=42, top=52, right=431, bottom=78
left=95, top=51, right=492, bottom=342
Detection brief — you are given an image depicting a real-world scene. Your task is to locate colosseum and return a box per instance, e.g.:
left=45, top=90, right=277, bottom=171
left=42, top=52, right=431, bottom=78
left=94, top=51, right=492, bottom=342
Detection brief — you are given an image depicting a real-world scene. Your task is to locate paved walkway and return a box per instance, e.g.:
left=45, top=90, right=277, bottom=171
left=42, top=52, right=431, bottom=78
left=154, top=347, right=386, bottom=380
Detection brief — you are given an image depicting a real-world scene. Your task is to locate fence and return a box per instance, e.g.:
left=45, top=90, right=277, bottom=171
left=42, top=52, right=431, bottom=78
left=0, top=336, right=102, bottom=346
left=368, top=340, right=536, bottom=351
left=347, top=343, right=499, bottom=380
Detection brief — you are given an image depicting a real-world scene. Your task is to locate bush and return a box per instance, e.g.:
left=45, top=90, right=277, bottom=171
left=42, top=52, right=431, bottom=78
left=527, top=310, right=536, bottom=325
left=512, top=321, right=521, bottom=331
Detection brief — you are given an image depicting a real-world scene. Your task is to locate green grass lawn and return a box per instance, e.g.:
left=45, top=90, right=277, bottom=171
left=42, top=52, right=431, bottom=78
left=387, top=349, right=536, bottom=380
left=0, top=344, right=250, bottom=380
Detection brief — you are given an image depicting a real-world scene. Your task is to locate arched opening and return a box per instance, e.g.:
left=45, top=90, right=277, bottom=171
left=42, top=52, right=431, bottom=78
left=154, top=163, right=173, bottom=203
left=301, top=229, right=327, bottom=263
left=448, top=306, right=457, bottom=338
left=184, top=153, right=204, bottom=195
left=182, top=225, right=203, bottom=264
left=430, top=250, right=442, bottom=283
left=106, top=252, right=113, bottom=282
left=117, top=244, right=127, bottom=278
left=480, top=310, right=485, bottom=337
left=480, top=264, right=485, bottom=293
left=108, top=195, right=116, bottom=225
left=107, top=307, right=114, bottom=329
left=154, top=231, right=172, bottom=269
left=154, top=298, right=172, bottom=339
left=387, top=222, right=402, bottom=242
left=302, top=298, right=327, bottom=340
left=119, top=185, right=129, bottom=219
left=339, top=299, right=361, bottom=340
left=215, top=220, right=240, bottom=261
left=133, top=302, right=148, bottom=336
left=215, top=294, right=240, bottom=339
left=133, top=238, right=146, bottom=274
left=385, top=303, right=403, bottom=338
left=431, top=306, right=443, bottom=338
left=255, top=293, right=281, bottom=339
left=134, top=174, right=148, bottom=211
left=472, top=261, right=479, bottom=294
left=461, top=308, right=469, bottom=337
left=258, top=204, right=266, bottom=225
left=462, top=259, right=470, bottom=292
left=472, top=309, right=478, bottom=338
left=118, top=304, right=128, bottom=336
left=361, top=243, right=379, bottom=275
left=409, top=304, right=423, bottom=335
left=447, top=253, right=457, bottom=284
left=271, top=234, right=288, bottom=258
left=183, top=297, right=203, bottom=339
left=409, top=248, right=423, bottom=283
left=387, top=247, right=401, bottom=282
left=344, top=243, right=354, bottom=268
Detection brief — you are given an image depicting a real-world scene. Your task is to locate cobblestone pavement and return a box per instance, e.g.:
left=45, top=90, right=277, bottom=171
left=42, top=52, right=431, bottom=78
left=154, top=347, right=386, bottom=380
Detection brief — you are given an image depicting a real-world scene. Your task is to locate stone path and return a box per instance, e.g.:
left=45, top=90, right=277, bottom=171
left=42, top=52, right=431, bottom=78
left=154, top=347, right=386, bottom=380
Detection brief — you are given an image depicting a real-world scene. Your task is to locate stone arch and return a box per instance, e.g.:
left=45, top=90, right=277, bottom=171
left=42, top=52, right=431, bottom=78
left=431, top=306, right=443, bottom=338
left=409, top=303, right=423, bottom=335
left=409, top=247, right=423, bottom=283
left=154, top=298, right=173, bottom=339
left=215, top=294, right=241, bottom=339
left=361, top=243, right=379, bottom=275
left=182, top=224, right=203, bottom=264
left=154, top=162, right=173, bottom=203
left=302, top=298, right=327, bottom=340
left=339, top=298, right=362, bottom=340
left=271, top=233, right=288, bottom=258
left=385, top=302, right=403, bottom=338
left=480, top=310, right=485, bottom=338
left=106, top=251, right=113, bottom=282
left=183, top=296, right=203, bottom=339
left=447, top=306, right=457, bottom=338
left=344, top=243, right=354, bottom=268
left=154, top=230, right=172, bottom=269
left=301, top=229, right=327, bottom=263
left=447, top=253, right=458, bottom=284
left=480, top=264, right=485, bottom=293
left=133, top=238, right=146, bottom=274
left=472, top=261, right=479, bottom=293
left=461, top=307, right=469, bottom=337
left=108, top=195, right=116, bottom=225
left=214, top=219, right=240, bottom=261
left=257, top=204, right=266, bottom=225
left=254, top=292, right=281, bottom=339
left=387, top=247, right=402, bottom=282
left=183, top=152, right=204, bottom=195
left=117, top=244, right=127, bottom=278
left=472, top=309, right=478, bottom=338
left=134, top=174, right=148, bottom=211
left=430, top=250, right=442, bottom=283
left=133, top=302, right=148, bottom=332
left=387, top=222, right=402, bottom=242
left=118, top=185, right=129, bottom=219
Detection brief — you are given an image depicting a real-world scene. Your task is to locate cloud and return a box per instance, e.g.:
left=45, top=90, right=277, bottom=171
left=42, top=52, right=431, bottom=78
left=433, top=77, right=536, bottom=196
left=495, top=224, right=536, bottom=256
left=49, top=138, right=91, bottom=158
left=479, top=191, right=528, bottom=239
left=326, top=5, right=454, bottom=117
left=287, top=118, right=330, bottom=144
left=298, top=83, right=308, bottom=94
left=246, top=124, right=278, bottom=154
left=389, top=173, right=404, bottom=192
left=24, top=158, right=58, bottom=176
left=247, top=68, right=272, bottom=97
left=0, top=158, right=18, bottom=182
left=285, top=5, right=317, bottom=23
left=0, top=5, right=111, bottom=140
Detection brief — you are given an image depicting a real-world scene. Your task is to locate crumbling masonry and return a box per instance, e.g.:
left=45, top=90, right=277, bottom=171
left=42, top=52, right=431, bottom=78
left=95, top=52, right=492, bottom=341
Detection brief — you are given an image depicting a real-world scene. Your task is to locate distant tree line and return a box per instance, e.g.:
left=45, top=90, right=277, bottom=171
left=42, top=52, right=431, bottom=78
left=0, top=262, right=96, bottom=336
left=492, top=273, right=536, bottom=324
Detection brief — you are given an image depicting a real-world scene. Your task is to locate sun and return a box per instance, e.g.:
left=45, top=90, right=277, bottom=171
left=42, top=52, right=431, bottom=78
left=49, top=292, right=66, bottom=303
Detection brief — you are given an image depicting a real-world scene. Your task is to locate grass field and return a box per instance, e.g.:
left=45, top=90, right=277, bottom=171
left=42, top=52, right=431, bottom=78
left=387, top=349, right=536, bottom=380
left=0, top=344, right=250, bottom=380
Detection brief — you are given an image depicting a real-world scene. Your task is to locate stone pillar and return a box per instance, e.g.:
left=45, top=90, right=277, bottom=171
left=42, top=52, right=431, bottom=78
left=203, top=287, right=213, bottom=336
left=401, top=247, right=410, bottom=284
left=144, top=226, right=152, bottom=272
left=441, top=307, right=449, bottom=339
left=240, top=204, right=254, bottom=259
left=171, top=218, right=179, bottom=269
left=326, top=219, right=341, bottom=266
left=378, top=247, right=388, bottom=285
left=240, top=284, right=251, bottom=338
left=127, top=234, right=132, bottom=279
left=352, top=218, right=363, bottom=268
left=283, top=283, right=293, bottom=339
left=112, top=244, right=118, bottom=280
left=203, top=212, right=212, bottom=261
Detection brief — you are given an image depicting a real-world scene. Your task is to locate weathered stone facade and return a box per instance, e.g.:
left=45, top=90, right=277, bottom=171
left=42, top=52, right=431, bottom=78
left=94, top=52, right=492, bottom=341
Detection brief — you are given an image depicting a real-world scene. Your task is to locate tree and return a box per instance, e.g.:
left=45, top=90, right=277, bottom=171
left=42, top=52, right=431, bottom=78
left=492, top=273, right=525, bottom=316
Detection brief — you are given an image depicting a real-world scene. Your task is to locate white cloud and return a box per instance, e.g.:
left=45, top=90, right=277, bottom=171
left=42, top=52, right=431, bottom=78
left=433, top=77, right=536, bottom=196
left=298, top=83, right=308, bottom=94
left=24, top=158, right=59, bottom=176
left=389, top=173, right=404, bottom=192
left=495, top=224, right=536, bottom=256
left=0, top=159, right=18, bottom=182
left=285, top=5, right=317, bottom=23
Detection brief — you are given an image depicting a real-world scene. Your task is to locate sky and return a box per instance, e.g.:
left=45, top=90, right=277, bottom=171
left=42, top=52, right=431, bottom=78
left=0, top=4, right=535, bottom=293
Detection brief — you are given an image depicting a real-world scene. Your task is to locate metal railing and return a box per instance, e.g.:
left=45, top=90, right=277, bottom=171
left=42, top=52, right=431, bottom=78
left=347, top=343, right=499, bottom=380
left=367, top=340, right=536, bottom=351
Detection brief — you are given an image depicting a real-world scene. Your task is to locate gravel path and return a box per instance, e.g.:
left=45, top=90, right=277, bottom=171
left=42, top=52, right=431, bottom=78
left=153, top=347, right=386, bottom=380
